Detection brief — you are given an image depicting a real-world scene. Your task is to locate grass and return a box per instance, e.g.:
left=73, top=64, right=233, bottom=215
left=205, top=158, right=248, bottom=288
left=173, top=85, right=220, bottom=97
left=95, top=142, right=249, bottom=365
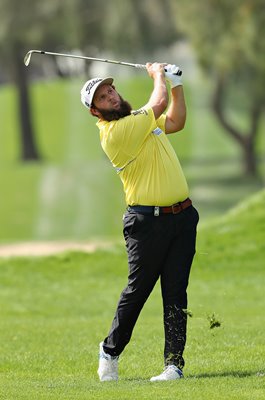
left=0, top=189, right=265, bottom=399
left=0, top=164, right=42, bottom=241
left=1, top=75, right=264, bottom=242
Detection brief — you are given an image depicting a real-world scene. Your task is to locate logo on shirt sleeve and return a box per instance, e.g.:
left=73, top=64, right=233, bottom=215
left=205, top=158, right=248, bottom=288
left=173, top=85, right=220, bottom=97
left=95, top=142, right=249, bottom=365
left=152, top=127, right=163, bottom=135
left=132, top=109, right=148, bottom=116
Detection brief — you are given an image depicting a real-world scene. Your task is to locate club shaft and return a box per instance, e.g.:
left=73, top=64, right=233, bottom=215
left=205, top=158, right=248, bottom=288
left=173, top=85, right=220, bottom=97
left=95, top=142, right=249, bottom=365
left=25, top=50, right=146, bottom=69
left=24, top=50, right=182, bottom=75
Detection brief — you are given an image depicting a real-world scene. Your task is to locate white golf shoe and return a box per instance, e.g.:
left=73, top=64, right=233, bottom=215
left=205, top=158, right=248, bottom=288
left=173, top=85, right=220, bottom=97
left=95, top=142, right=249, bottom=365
left=97, top=342, right=119, bottom=381
left=150, top=365, right=184, bottom=381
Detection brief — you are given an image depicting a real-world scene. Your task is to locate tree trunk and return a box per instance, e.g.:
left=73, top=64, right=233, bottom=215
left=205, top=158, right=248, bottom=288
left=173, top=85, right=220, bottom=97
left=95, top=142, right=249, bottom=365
left=213, top=74, right=260, bottom=177
left=13, top=46, right=41, bottom=161
left=242, top=137, right=257, bottom=176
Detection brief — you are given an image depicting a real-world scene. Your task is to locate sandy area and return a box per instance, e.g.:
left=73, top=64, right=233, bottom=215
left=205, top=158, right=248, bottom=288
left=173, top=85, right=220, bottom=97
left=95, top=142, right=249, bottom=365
left=0, top=240, right=117, bottom=258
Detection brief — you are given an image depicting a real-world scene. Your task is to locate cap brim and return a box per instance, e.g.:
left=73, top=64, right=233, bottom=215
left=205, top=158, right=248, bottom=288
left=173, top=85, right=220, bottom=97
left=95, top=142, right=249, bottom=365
left=98, top=77, right=114, bottom=87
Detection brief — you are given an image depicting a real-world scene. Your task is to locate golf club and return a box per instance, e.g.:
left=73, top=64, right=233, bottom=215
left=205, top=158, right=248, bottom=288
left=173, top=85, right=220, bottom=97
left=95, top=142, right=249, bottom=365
left=24, top=50, right=182, bottom=75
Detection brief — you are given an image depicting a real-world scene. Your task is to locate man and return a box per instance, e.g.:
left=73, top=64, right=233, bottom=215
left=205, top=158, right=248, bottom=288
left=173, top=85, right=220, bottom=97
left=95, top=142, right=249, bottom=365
left=80, top=63, right=199, bottom=382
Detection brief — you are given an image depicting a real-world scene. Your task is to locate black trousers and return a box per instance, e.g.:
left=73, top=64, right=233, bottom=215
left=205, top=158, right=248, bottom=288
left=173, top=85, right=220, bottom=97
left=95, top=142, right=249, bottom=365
left=103, top=205, right=199, bottom=370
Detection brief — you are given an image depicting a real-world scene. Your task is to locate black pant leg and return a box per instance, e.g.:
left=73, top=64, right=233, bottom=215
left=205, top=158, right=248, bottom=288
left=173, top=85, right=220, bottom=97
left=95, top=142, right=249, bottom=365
left=160, top=206, right=199, bottom=368
left=104, top=211, right=172, bottom=357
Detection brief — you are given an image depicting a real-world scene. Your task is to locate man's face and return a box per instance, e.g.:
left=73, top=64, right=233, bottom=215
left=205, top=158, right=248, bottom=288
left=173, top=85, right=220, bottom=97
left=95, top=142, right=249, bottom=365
left=91, top=84, right=132, bottom=121
left=93, top=84, right=121, bottom=110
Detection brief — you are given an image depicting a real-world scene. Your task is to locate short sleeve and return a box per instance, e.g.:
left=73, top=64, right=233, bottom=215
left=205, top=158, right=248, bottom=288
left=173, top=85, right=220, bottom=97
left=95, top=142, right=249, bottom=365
left=105, top=108, right=157, bottom=165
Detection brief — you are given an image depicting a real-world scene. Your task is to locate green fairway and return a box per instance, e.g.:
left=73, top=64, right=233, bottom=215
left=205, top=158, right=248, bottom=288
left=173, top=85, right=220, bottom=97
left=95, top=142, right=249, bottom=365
left=0, top=190, right=264, bottom=399
left=1, top=76, right=263, bottom=242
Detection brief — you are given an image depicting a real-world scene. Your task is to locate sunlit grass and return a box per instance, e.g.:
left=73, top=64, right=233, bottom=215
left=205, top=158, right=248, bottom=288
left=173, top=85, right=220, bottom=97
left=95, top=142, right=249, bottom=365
left=0, top=190, right=264, bottom=399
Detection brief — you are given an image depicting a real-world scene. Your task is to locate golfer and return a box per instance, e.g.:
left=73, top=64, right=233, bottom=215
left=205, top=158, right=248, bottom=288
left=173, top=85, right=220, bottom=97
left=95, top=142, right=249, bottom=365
left=80, top=63, right=199, bottom=381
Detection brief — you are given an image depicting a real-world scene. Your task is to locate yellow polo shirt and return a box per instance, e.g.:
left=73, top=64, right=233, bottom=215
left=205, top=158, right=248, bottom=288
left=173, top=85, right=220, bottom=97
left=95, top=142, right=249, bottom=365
left=97, top=108, right=189, bottom=206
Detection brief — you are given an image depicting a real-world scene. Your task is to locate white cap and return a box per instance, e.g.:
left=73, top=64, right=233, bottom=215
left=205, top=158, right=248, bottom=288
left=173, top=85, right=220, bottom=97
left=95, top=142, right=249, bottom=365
left=80, top=77, right=114, bottom=108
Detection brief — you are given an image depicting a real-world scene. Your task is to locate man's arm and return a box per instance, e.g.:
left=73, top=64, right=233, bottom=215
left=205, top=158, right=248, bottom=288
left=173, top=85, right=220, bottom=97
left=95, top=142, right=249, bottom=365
left=144, top=63, right=169, bottom=119
left=165, top=86, right=186, bottom=134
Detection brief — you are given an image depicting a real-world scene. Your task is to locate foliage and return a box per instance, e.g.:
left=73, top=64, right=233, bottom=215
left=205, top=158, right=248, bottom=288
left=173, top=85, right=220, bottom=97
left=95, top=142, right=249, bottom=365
left=100, top=0, right=180, bottom=56
left=0, top=0, right=78, bottom=55
left=175, top=0, right=265, bottom=175
left=0, top=0, right=264, bottom=174
left=0, top=0, right=72, bottom=161
left=0, top=0, right=181, bottom=69
left=176, top=0, right=265, bottom=101
left=0, top=0, right=183, bottom=162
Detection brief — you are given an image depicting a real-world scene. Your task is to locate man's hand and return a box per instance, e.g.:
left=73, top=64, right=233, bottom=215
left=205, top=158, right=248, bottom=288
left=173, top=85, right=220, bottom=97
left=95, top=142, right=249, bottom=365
left=146, top=62, right=167, bottom=80
left=144, top=62, right=168, bottom=119
left=165, top=64, right=181, bottom=75
left=165, top=64, right=183, bottom=88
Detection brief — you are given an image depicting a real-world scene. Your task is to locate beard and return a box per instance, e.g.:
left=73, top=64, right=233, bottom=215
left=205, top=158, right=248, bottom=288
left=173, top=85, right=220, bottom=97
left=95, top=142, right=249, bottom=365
left=95, top=96, right=132, bottom=121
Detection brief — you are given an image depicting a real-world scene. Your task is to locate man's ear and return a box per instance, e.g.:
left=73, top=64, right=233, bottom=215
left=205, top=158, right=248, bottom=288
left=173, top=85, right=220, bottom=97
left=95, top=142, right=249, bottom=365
left=90, top=106, right=101, bottom=118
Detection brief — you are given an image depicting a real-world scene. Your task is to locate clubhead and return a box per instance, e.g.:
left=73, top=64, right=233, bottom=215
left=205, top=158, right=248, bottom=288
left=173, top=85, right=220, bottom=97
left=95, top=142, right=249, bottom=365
left=24, top=51, right=32, bottom=66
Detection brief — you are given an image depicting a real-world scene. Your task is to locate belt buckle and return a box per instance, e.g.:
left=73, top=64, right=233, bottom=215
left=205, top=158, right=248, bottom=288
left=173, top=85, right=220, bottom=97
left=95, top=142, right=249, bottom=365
left=154, top=206, right=160, bottom=216
left=172, top=202, right=181, bottom=214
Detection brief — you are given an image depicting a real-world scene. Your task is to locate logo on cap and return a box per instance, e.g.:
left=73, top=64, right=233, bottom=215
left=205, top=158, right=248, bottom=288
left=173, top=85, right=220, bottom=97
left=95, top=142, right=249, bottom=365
left=85, top=78, right=102, bottom=94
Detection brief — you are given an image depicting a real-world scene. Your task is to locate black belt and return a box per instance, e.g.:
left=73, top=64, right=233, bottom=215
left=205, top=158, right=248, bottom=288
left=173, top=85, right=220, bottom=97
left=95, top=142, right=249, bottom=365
left=128, top=198, right=192, bottom=216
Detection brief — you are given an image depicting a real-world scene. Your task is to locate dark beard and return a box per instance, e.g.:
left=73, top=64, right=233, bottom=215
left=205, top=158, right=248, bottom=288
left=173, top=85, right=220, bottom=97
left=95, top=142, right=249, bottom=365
left=95, top=96, right=132, bottom=121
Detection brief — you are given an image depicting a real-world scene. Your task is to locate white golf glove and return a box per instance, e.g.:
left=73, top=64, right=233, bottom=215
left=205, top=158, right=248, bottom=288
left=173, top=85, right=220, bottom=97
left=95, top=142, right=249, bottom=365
left=164, top=64, right=182, bottom=88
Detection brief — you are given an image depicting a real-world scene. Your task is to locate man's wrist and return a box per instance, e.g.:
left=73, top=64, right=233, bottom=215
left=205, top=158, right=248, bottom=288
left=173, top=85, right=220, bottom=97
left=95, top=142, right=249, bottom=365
left=154, top=71, right=165, bottom=80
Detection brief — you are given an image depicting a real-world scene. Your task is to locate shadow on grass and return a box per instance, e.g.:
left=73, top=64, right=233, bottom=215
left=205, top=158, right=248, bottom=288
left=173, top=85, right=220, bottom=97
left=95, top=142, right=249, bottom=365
left=122, top=370, right=264, bottom=382
left=187, top=370, right=263, bottom=379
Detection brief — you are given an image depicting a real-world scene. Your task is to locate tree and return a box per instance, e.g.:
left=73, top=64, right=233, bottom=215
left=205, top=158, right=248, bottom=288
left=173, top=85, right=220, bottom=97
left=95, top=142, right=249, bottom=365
left=175, top=0, right=265, bottom=176
left=0, top=0, right=42, bottom=160
left=0, top=0, right=183, bottom=164
left=92, top=0, right=180, bottom=57
left=0, top=0, right=82, bottom=161
left=12, top=42, right=40, bottom=160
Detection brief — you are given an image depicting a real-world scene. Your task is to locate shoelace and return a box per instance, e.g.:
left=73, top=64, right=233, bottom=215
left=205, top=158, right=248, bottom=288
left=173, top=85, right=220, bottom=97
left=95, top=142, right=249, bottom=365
left=164, top=365, right=183, bottom=378
left=100, top=351, right=119, bottom=361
